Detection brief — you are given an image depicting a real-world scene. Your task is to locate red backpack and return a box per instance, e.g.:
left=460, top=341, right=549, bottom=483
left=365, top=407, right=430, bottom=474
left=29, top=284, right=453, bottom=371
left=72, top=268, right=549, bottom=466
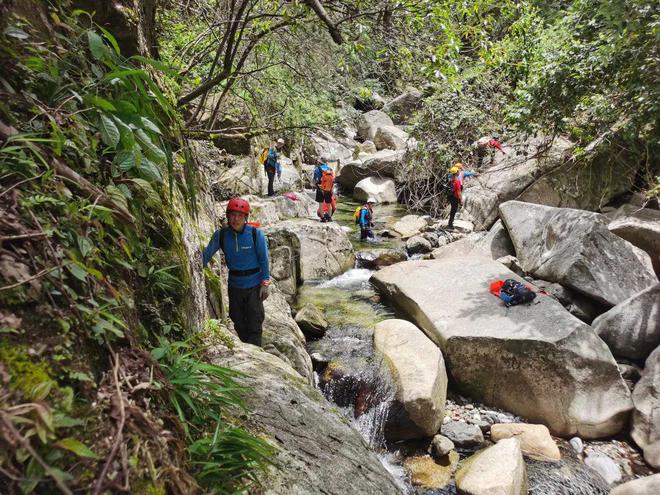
left=319, top=168, right=335, bottom=192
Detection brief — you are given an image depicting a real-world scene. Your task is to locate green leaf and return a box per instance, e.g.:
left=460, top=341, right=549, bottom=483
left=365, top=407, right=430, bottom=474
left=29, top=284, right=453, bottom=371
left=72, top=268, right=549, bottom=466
left=135, top=129, right=166, bottom=163
left=129, top=55, right=176, bottom=76
left=98, top=26, right=120, bottom=55
left=4, top=26, right=29, bottom=39
left=55, top=438, right=99, bottom=459
left=138, top=157, right=163, bottom=183
left=98, top=113, right=120, bottom=148
left=86, top=95, right=116, bottom=111
left=114, top=149, right=139, bottom=172
left=140, top=117, right=162, bottom=135
left=87, top=31, right=107, bottom=60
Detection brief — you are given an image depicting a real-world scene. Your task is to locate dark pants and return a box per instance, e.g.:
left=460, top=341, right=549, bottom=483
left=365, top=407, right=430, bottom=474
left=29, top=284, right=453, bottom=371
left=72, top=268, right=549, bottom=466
left=228, top=285, right=265, bottom=346
left=448, top=195, right=459, bottom=227
left=266, top=169, right=276, bottom=196
left=360, top=226, right=374, bottom=240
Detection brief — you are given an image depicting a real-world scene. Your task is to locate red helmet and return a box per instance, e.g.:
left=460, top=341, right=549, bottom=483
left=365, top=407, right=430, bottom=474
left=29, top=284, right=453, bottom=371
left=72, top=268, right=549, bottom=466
left=226, top=197, right=250, bottom=215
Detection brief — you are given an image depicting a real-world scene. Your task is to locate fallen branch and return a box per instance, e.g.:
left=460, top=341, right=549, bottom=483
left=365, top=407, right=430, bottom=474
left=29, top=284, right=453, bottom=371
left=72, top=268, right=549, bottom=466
left=0, top=265, right=60, bottom=291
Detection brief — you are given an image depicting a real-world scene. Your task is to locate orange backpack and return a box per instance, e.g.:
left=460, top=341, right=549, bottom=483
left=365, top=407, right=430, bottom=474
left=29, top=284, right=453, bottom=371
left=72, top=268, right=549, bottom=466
left=319, top=168, right=335, bottom=192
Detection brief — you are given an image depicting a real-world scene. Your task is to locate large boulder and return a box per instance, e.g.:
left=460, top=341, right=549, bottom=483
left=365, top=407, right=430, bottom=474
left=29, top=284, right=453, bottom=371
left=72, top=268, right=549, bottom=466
left=593, top=284, right=660, bottom=360
left=207, top=338, right=402, bottom=494
left=608, top=207, right=660, bottom=277
left=336, top=149, right=406, bottom=189
left=309, top=130, right=354, bottom=163
left=371, top=257, right=633, bottom=438
left=259, top=154, right=302, bottom=195
left=490, top=423, right=561, bottom=461
left=392, top=214, right=428, bottom=238
left=631, top=346, right=660, bottom=469
left=356, top=110, right=394, bottom=141
left=264, top=219, right=354, bottom=281
left=383, top=89, right=423, bottom=124
left=238, top=193, right=317, bottom=228
left=374, top=319, right=448, bottom=440
left=373, top=125, right=409, bottom=151
left=406, top=235, right=433, bottom=255
left=353, top=177, right=398, bottom=204
left=262, top=285, right=313, bottom=383
left=610, top=473, right=660, bottom=495
left=266, top=228, right=301, bottom=302
left=500, top=201, right=656, bottom=306
left=455, top=438, right=527, bottom=495
left=355, top=248, right=407, bottom=270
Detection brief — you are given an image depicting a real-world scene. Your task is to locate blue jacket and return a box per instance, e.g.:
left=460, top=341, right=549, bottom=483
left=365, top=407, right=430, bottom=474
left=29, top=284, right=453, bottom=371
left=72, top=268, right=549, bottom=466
left=313, top=163, right=331, bottom=184
left=458, top=170, right=476, bottom=186
left=265, top=147, right=282, bottom=178
left=202, top=225, right=270, bottom=289
left=359, top=206, right=372, bottom=228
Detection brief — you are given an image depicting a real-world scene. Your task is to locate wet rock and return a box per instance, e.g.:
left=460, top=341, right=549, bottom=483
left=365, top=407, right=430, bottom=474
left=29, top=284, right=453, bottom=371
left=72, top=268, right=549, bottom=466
left=403, top=453, right=455, bottom=490
left=294, top=303, right=328, bottom=337
left=371, top=257, right=633, bottom=438
left=610, top=473, right=660, bottom=495
left=455, top=438, right=527, bottom=495
left=356, top=110, right=394, bottom=141
left=570, top=437, right=584, bottom=455
left=207, top=339, right=401, bottom=494
left=355, top=248, right=407, bottom=270
left=406, top=235, right=433, bottom=255
left=491, top=423, right=561, bottom=461
left=500, top=201, right=656, bottom=306
left=631, top=346, right=660, bottom=468
left=392, top=214, right=427, bottom=238
left=422, top=232, right=439, bottom=248
left=441, top=420, right=484, bottom=448
left=383, top=89, right=423, bottom=124
left=608, top=206, right=660, bottom=277
left=429, top=434, right=455, bottom=457
left=373, top=125, right=409, bottom=151
left=374, top=319, right=447, bottom=440
left=353, top=176, right=397, bottom=203
left=593, top=284, right=660, bottom=360
left=335, top=149, right=405, bottom=189
left=584, top=453, right=622, bottom=485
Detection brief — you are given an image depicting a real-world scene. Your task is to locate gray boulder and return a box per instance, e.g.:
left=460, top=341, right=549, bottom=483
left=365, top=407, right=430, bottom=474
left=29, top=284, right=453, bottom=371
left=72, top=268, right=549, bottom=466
left=356, top=110, right=394, bottom=141
left=631, top=346, right=660, bottom=469
left=295, top=303, right=328, bottom=337
left=392, top=214, right=428, bottom=238
left=208, top=338, right=402, bottom=494
left=610, top=473, right=660, bottom=495
left=406, top=235, right=433, bottom=255
left=608, top=207, right=660, bottom=277
left=383, top=89, right=423, bottom=124
left=441, top=420, right=484, bottom=448
left=429, top=434, right=455, bottom=457
left=354, top=140, right=377, bottom=155
left=240, top=193, right=317, bottom=228
left=309, top=130, right=354, bottom=163
left=594, top=284, right=660, bottom=360
left=373, top=125, right=409, bottom=151
left=584, top=453, right=621, bottom=485
left=336, top=149, right=405, bottom=189
left=490, top=423, right=561, bottom=461
left=371, top=257, right=633, bottom=438
left=267, top=228, right=301, bottom=303
left=374, top=319, right=447, bottom=440
left=355, top=248, right=407, bottom=270
left=353, top=176, right=398, bottom=204
left=500, top=201, right=656, bottom=306
left=532, top=279, right=602, bottom=324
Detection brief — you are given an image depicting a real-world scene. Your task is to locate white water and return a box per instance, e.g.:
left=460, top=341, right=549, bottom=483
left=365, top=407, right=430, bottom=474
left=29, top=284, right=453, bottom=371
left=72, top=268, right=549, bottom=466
left=317, top=268, right=374, bottom=290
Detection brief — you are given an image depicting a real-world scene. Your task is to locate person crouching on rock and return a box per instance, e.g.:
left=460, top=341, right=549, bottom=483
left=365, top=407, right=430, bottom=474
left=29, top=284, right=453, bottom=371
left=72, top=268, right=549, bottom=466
left=447, top=166, right=462, bottom=230
left=202, top=197, right=271, bottom=346
left=359, top=197, right=376, bottom=241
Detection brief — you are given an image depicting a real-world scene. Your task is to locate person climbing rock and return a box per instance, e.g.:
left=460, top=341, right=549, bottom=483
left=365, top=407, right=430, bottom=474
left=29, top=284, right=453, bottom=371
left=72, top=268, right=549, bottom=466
left=312, top=158, right=335, bottom=222
left=202, top=197, right=270, bottom=346
left=447, top=166, right=462, bottom=230
left=454, top=162, right=477, bottom=208
left=264, top=138, right=284, bottom=196
left=359, top=197, right=376, bottom=241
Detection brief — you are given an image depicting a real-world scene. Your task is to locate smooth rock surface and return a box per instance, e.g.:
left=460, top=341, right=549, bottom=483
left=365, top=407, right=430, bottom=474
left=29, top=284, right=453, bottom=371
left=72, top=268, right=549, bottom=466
left=356, top=110, right=394, bottom=141
left=491, top=423, right=561, bottom=461
left=455, top=438, right=527, bottom=495
left=336, top=149, right=405, bottom=189
left=294, top=303, right=328, bottom=337
left=631, top=346, right=660, bottom=469
left=500, top=201, right=657, bottom=306
left=383, top=89, right=423, bottom=124
left=441, top=420, right=484, bottom=448
left=208, top=338, right=402, bottom=495
left=609, top=473, right=660, bottom=495
left=392, top=214, right=428, bottom=238
left=371, top=256, right=633, bottom=438
left=374, top=319, right=447, bottom=440
left=406, top=235, right=433, bottom=255
left=593, top=284, right=660, bottom=360
left=355, top=248, right=408, bottom=270
left=373, top=125, right=409, bottom=151
left=608, top=207, right=660, bottom=277
left=584, top=453, right=622, bottom=485
left=429, top=434, right=455, bottom=457
left=353, top=176, right=398, bottom=203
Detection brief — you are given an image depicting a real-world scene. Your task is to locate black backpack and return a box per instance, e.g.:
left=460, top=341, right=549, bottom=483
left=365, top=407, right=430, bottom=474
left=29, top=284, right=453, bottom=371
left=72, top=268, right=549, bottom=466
left=442, top=172, right=455, bottom=194
left=500, top=279, right=536, bottom=307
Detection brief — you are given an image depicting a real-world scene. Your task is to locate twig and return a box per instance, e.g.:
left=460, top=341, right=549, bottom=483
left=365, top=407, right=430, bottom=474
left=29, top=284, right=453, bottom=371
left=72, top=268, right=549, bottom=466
left=0, top=265, right=60, bottom=291
left=0, top=173, right=45, bottom=199
left=0, top=232, right=48, bottom=241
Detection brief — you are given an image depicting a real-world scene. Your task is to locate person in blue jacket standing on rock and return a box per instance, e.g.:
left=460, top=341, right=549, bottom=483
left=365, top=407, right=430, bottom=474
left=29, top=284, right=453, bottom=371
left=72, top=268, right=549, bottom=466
left=202, top=197, right=270, bottom=346
left=264, top=138, right=284, bottom=196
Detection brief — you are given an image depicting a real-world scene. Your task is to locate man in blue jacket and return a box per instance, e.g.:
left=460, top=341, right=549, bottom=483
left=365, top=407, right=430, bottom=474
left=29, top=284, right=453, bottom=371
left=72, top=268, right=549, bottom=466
left=359, top=197, right=376, bottom=241
left=202, top=197, right=270, bottom=346
left=264, top=138, right=284, bottom=196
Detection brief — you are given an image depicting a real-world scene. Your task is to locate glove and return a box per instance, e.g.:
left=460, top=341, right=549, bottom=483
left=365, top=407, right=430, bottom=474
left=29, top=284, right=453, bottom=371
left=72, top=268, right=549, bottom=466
left=259, top=284, right=270, bottom=301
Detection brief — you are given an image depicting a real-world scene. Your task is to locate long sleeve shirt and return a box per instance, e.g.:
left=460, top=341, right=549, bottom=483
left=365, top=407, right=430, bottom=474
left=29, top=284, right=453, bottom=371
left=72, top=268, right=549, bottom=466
left=452, top=176, right=462, bottom=201
left=265, top=147, right=282, bottom=178
left=202, top=225, right=270, bottom=289
left=359, top=206, right=372, bottom=228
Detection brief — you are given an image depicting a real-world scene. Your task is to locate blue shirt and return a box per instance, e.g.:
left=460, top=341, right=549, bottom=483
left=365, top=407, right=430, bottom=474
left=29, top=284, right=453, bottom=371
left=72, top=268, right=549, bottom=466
left=313, top=163, right=331, bottom=184
left=265, top=147, right=282, bottom=177
left=359, top=206, right=372, bottom=227
left=202, top=225, right=270, bottom=289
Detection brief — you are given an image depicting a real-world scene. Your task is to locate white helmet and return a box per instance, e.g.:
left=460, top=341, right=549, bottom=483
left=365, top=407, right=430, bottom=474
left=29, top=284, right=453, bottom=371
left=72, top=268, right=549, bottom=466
left=367, top=197, right=377, bottom=204
left=276, top=138, right=285, bottom=145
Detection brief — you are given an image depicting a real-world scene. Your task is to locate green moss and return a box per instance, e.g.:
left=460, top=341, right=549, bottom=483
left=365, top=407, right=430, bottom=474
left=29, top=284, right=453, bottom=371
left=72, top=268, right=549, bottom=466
left=0, top=342, right=57, bottom=400
left=133, top=480, right=166, bottom=495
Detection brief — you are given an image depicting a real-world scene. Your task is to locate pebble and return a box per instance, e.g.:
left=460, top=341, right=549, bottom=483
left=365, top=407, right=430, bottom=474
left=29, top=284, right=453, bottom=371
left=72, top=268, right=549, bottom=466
left=570, top=437, right=584, bottom=455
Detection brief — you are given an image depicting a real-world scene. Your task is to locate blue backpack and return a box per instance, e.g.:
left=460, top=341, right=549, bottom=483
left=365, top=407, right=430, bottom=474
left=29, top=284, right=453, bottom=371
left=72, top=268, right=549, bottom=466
left=499, top=279, right=536, bottom=307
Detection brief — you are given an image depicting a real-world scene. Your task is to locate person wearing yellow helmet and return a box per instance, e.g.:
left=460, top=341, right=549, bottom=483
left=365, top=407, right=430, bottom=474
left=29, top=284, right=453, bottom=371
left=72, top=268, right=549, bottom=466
left=446, top=166, right=462, bottom=229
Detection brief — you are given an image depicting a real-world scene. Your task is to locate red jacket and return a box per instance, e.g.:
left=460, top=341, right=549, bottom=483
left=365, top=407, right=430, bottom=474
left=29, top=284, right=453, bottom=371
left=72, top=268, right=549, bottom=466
left=452, top=176, right=462, bottom=201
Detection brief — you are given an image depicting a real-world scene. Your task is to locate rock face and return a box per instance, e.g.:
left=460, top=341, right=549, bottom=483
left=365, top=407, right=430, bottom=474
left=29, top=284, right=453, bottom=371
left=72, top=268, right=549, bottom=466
left=371, top=257, right=633, bottom=438
left=259, top=155, right=302, bottom=195
left=610, top=473, right=660, bottom=495
left=356, top=110, right=395, bottom=141
left=294, top=303, right=328, bottom=337
left=355, top=249, right=407, bottom=270
left=309, top=130, right=354, bottom=163
left=531, top=279, right=602, bottom=324
left=392, top=214, right=428, bottom=238
left=336, top=149, right=405, bottom=189
left=264, top=219, right=354, bottom=281
left=267, top=228, right=301, bottom=303
left=490, top=423, right=561, bottom=461
left=383, top=89, right=423, bottom=124
left=455, top=438, right=527, bottom=495
left=242, top=193, right=317, bottom=228
left=441, top=420, right=484, bottom=448
left=353, top=176, right=398, bottom=204
left=608, top=207, right=660, bottom=277
left=373, top=125, right=409, bottom=151
left=208, top=339, right=402, bottom=495
left=593, top=284, right=660, bottom=360
left=631, top=346, right=660, bottom=469
left=374, top=319, right=447, bottom=440
left=500, top=201, right=657, bottom=306
left=262, top=285, right=313, bottom=383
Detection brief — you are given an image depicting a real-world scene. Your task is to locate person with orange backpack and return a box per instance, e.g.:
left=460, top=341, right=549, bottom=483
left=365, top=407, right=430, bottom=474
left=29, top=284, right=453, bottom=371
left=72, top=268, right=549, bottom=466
left=202, top=197, right=270, bottom=346
left=262, top=138, right=284, bottom=196
left=312, top=159, right=335, bottom=222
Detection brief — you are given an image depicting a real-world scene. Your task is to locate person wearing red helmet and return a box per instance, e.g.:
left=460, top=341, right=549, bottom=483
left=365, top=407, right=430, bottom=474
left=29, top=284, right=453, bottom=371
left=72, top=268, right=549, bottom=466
left=202, top=197, right=271, bottom=346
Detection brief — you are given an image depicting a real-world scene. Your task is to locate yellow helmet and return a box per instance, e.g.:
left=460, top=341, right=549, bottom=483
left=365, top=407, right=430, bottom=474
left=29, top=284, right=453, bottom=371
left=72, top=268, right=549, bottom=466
left=454, top=162, right=464, bottom=169
left=449, top=166, right=460, bottom=174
